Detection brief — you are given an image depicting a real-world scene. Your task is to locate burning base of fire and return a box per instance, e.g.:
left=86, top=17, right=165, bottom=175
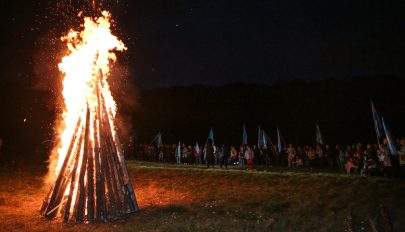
left=40, top=11, right=138, bottom=222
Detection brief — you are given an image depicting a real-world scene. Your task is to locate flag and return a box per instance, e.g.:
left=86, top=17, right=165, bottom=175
left=258, top=126, right=262, bottom=147
left=277, top=127, right=283, bottom=153
left=381, top=117, right=398, bottom=155
left=262, top=130, right=268, bottom=147
left=371, top=100, right=383, bottom=139
left=207, top=128, right=214, bottom=145
left=242, top=124, right=248, bottom=145
left=315, top=123, right=324, bottom=145
left=150, top=132, right=162, bottom=147
left=177, top=141, right=181, bottom=164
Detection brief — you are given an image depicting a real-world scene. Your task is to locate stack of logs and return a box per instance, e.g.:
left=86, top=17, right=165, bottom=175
left=41, top=79, right=138, bottom=222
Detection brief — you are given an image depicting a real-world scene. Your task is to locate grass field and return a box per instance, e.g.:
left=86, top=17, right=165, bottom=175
left=0, top=161, right=404, bottom=231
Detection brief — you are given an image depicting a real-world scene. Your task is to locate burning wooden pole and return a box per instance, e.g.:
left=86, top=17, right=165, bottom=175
left=41, top=11, right=138, bottom=223
left=41, top=94, right=139, bottom=222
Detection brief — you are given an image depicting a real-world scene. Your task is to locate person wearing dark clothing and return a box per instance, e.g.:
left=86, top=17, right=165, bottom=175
left=206, top=139, right=215, bottom=168
left=325, top=144, right=334, bottom=169
left=220, top=144, right=229, bottom=168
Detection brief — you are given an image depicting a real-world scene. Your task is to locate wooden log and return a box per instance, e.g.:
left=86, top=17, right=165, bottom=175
left=97, top=101, right=118, bottom=219
left=93, top=114, right=106, bottom=221
left=86, top=131, right=95, bottom=222
left=72, top=106, right=91, bottom=222
left=113, top=132, right=139, bottom=212
left=108, top=145, right=126, bottom=213
left=96, top=88, right=117, bottom=219
left=42, top=116, right=82, bottom=219
left=107, top=108, right=138, bottom=212
left=63, top=127, right=85, bottom=221
left=94, top=79, right=107, bottom=222
left=101, top=123, right=117, bottom=219
left=104, top=138, right=124, bottom=214
left=103, top=98, right=139, bottom=213
left=100, top=135, right=118, bottom=219
left=100, top=104, right=125, bottom=215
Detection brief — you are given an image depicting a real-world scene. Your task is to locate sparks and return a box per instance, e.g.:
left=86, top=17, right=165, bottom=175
left=41, top=10, right=138, bottom=223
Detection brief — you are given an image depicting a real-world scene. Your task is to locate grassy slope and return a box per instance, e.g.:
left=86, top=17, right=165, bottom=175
left=0, top=161, right=404, bottom=231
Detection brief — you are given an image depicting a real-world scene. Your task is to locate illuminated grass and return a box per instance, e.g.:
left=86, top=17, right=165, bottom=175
left=0, top=162, right=404, bottom=231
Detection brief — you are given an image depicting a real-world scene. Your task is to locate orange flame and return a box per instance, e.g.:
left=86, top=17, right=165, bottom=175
left=56, top=11, right=125, bottom=176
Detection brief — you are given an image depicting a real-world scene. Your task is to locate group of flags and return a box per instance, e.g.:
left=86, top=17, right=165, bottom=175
left=151, top=123, right=323, bottom=156
left=149, top=99, right=398, bottom=157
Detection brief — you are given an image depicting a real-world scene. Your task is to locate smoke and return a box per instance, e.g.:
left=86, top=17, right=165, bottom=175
left=109, top=62, right=139, bottom=146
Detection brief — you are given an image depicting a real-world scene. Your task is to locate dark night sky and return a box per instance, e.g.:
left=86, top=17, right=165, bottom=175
left=0, top=0, right=404, bottom=89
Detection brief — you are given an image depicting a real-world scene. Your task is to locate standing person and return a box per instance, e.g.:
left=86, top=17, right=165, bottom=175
left=239, top=145, right=245, bottom=169
left=315, top=144, right=324, bottom=168
left=296, top=146, right=304, bottom=167
left=230, top=146, right=237, bottom=165
left=195, top=143, right=202, bottom=165
left=245, top=145, right=254, bottom=169
left=307, top=146, right=315, bottom=168
left=220, top=144, right=229, bottom=169
left=252, top=145, right=260, bottom=165
left=324, top=144, right=334, bottom=169
left=399, top=138, right=405, bottom=170
left=378, top=144, right=393, bottom=178
left=286, top=144, right=296, bottom=168
left=182, top=145, right=189, bottom=165
left=206, top=139, right=215, bottom=168
left=188, top=145, right=195, bottom=164
left=336, top=145, right=346, bottom=171
left=263, top=145, right=271, bottom=168
left=158, top=145, right=164, bottom=162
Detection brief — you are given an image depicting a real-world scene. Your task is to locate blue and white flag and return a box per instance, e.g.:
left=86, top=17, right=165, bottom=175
left=277, top=127, right=283, bottom=153
left=177, top=141, right=181, bottom=164
left=262, top=130, right=268, bottom=147
left=371, top=100, right=383, bottom=139
left=381, top=117, right=398, bottom=155
left=207, top=128, right=214, bottom=145
left=242, top=124, right=248, bottom=145
left=315, top=123, right=324, bottom=145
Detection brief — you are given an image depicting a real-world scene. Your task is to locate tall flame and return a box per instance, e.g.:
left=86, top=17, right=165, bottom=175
left=41, top=10, right=138, bottom=222
left=56, top=11, right=125, bottom=175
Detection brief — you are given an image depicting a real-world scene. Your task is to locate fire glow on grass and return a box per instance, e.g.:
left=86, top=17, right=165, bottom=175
left=41, top=11, right=138, bottom=223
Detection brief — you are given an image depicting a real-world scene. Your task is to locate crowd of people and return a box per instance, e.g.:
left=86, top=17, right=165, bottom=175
left=125, top=138, right=405, bottom=178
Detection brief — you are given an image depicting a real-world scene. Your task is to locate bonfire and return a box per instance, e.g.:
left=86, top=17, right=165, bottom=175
left=40, top=11, right=138, bottom=222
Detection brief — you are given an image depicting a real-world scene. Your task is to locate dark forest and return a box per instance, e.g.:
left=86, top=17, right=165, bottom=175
left=0, top=76, right=404, bottom=167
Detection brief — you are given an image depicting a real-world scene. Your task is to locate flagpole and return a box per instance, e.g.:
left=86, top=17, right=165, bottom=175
left=149, top=132, right=159, bottom=146
left=371, top=100, right=381, bottom=146
left=266, top=133, right=279, bottom=157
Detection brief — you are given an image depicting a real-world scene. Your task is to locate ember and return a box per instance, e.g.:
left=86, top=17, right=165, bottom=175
left=41, top=11, right=138, bottom=222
